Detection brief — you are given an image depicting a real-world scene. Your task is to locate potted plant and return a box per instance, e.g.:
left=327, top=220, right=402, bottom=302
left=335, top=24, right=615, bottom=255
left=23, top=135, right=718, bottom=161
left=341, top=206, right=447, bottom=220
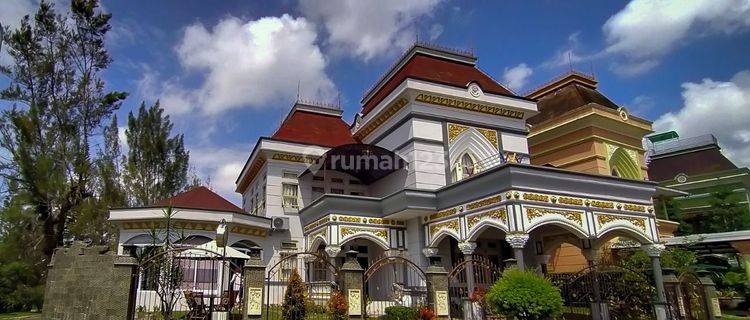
left=485, top=269, right=563, bottom=320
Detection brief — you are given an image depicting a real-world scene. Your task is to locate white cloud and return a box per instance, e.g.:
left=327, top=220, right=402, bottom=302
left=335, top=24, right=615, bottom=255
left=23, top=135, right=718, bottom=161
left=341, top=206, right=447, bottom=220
left=502, top=63, right=533, bottom=92
left=299, top=0, right=442, bottom=61
left=428, top=23, right=443, bottom=41
left=603, top=0, right=750, bottom=75
left=188, top=145, right=252, bottom=204
left=653, top=70, right=750, bottom=167
left=143, top=14, right=335, bottom=116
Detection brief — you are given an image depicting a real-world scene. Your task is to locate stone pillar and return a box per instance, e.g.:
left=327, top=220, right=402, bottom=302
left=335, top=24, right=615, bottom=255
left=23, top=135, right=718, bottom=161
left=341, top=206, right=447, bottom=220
left=642, top=243, right=668, bottom=320
left=325, top=245, right=342, bottom=281
left=583, top=248, right=607, bottom=320
left=698, top=270, right=722, bottom=320
left=506, top=233, right=529, bottom=270
left=426, top=255, right=450, bottom=320
left=538, top=254, right=551, bottom=275
left=340, top=250, right=364, bottom=319
left=242, top=247, right=265, bottom=320
left=662, top=268, right=685, bottom=319
left=458, top=241, right=477, bottom=293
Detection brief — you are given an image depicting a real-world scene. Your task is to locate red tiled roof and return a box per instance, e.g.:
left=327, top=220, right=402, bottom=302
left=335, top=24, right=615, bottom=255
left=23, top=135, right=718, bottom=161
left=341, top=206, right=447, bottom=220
left=272, top=110, right=357, bottom=147
left=361, top=54, right=514, bottom=116
left=648, top=148, right=737, bottom=182
left=156, top=186, right=245, bottom=214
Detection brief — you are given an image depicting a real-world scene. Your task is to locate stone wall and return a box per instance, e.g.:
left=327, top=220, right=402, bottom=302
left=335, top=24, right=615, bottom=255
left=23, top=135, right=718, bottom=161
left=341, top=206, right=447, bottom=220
left=42, top=243, right=137, bottom=320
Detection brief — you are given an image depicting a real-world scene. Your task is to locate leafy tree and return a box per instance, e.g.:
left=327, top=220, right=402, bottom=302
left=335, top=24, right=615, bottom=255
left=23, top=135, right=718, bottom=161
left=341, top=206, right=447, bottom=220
left=282, top=269, right=307, bottom=320
left=0, top=0, right=127, bottom=259
left=123, top=101, right=189, bottom=206
left=620, top=247, right=697, bottom=275
left=706, top=187, right=750, bottom=233
left=485, top=269, right=563, bottom=320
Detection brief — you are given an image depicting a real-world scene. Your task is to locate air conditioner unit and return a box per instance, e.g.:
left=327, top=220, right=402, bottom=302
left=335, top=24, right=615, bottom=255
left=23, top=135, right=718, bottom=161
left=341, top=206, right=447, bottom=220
left=272, top=217, right=290, bottom=231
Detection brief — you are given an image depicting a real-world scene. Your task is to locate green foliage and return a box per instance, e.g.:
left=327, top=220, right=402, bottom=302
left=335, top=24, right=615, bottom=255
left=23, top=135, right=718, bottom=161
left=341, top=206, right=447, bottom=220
left=485, top=269, right=563, bottom=320
left=326, top=290, right=347, bottom=320
left=282, top=270, right=307, bottom=320
left=381, top=306, right=418, bottom=320
left=123, top=101, right=190, bottom=206
left=0, top=262, right=44, bottom=312
left=621, top=247, right=696, bottom=275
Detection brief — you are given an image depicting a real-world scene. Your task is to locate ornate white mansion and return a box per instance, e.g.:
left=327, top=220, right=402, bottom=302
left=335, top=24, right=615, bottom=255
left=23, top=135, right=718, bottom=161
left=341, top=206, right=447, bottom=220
left=109, top=43, right=683, bottom=319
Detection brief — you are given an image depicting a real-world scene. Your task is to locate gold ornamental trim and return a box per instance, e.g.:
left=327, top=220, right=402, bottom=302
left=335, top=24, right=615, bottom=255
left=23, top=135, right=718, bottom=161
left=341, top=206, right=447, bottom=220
left=557, top=196, right=584, bottom=206
left=466, top=195, right=503, bottom=211
left=340, top=226, right=388, bottom=240
left=589, top=200, right=615, bottom=209
left=428, top=208, right=457, bottom=221
left=354, top=98, right=409, bottom=139
left=303, top=216, right=330, bottom=232
left=597, top=214, right=647, bottom=231
left=467, top=208, right=507, bottom=230
left=271, top=153, right=318, bottom=164
left=309, top=228, right=327, bottom=243
left=522, top=193, right=549, bottom=203
left=476, top=128, right=499, bottom=149
left=415, top=93, right=525, bottom=119
left=526, top=207, right=583, bottom=226
left=430, top=219, right=459, bottom=237
left=447, top=123, right=470, bottom=143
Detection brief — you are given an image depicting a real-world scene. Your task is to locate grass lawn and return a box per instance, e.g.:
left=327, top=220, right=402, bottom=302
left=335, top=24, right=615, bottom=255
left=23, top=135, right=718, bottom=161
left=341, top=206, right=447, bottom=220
left=0, top=312, right=41, bottom=320
left=723, top=315, right=750, bottom=320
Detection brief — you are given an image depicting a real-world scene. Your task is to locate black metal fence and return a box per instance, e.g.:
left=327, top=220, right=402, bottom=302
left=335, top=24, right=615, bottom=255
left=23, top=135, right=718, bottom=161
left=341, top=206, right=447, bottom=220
left=447, top=255, right=502, bottom=319
left=363, top=256, right=429, bottom=318
left=132, top=247, right=245, bottom=320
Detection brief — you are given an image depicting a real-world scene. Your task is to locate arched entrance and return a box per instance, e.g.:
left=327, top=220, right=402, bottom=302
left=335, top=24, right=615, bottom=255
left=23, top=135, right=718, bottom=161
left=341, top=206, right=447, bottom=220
left=363, top=256, right=429, bottom=317
left=447, top=255, right=502, bottom=319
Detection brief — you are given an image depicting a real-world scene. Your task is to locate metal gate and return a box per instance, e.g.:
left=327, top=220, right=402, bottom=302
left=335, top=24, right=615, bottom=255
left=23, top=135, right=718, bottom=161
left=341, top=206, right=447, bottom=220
left=363, top=256, right=429, bottom=318
left=131, top=246, right=245, bottom=320
left=665, top=272, right=709, bottom=320
left=263, top=252, right=339, bottom=320
left=549, top=264, right=656, bottom=320
left=447, top=255, right=502, bottom=319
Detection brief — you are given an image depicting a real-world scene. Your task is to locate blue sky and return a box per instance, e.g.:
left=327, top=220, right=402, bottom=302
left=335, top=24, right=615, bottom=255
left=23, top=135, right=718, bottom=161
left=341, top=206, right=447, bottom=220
left=2, top=0, right=750, bottom=203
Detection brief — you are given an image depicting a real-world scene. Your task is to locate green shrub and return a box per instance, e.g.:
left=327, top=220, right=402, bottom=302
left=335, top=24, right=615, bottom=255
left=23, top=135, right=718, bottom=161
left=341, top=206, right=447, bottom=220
left=485, top=269, right=563, bottom=320
left=381, top=305, right=418, bottom=319
left=282, top=270, right=306, bottom=320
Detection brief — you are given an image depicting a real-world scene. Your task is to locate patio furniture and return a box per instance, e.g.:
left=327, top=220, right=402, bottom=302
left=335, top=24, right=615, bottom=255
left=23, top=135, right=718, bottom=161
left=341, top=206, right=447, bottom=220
left=185, top=291, right=209, bottom=320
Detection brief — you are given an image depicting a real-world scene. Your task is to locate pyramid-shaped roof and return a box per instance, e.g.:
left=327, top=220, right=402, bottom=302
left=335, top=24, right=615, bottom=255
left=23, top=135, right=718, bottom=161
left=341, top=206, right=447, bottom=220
left=271, top=105, right=357, bottom=147
left=527, top=72, right=619, bottom=125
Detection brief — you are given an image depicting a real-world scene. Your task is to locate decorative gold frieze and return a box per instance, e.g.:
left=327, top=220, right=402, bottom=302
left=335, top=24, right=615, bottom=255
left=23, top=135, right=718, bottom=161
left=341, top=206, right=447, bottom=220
left=338, top=216, right=362, bottom=223
left=304, top=216, right=330, bottom=232
left=597, top=214, right=646, bottom=231
left=354, top=98, right=409, bottom=139
left=309, top=228, right=327, bottom=243
left=467, top=195, right=502, bottom=210
left=589, top=200, right=615, bottom=209
left=526, top=207, right=583, bottom=226
left=623, top=204, right=647, bottom=212
left=522, top=193, right=549, bottom=202
left=415, top=93, right=525, bottom=119
left=476, top=128, right=499, bottom=149
left=271, top=153, right=317, bottom=164
left=429, top=208, right=458, bottom=221
left=340, top=227, right=388, bottom=240
left=467, top=208, right=507, bottom=229
left=430, top=220, right=459, bottom=236
left=558, top=197, right=584, bottom=206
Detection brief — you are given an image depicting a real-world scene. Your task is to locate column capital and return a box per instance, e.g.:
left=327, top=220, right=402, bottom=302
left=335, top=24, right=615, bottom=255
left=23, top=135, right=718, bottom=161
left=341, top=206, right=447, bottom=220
left=641, top=243, right=666, bottom=257
left=506, top=233, right=530, bottom=249
left=422, top=247, right=439, bottom=258
left=457, top=241, right=477, bottom=255
left=324, top=245, right=342, bottom=258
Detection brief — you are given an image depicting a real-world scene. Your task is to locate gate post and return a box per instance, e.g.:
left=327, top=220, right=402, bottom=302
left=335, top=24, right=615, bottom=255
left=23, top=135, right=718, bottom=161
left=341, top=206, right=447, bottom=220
left=642, top=244, right=669, bottom=320
left=697, top=270, right=721, bottom=320
left=426, top=256, right=450, bottom=320
left=341, top=250, right=364, bottom=319
left=662, top=268, right=683, bottom=319
left=242, top=247, right=265, bottom=320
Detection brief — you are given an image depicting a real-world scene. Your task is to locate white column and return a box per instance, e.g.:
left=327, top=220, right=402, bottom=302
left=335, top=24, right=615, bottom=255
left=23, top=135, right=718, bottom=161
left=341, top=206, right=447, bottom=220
left=506, top=233, right=530, bottom=270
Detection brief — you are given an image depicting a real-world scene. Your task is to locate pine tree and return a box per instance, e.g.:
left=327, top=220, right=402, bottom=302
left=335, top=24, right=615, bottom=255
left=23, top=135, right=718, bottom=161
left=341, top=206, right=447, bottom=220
left=282, top=269, right=307, bottom=320
left=123, top=101, right=189, bottom=206
left=0, top=0, right=127, bottom=258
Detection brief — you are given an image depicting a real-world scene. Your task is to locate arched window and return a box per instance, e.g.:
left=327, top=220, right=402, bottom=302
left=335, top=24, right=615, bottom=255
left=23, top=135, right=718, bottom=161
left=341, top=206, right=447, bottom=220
left=453, top=152, right=477, bottom=182
left=461, top=153, right=475, bottom=178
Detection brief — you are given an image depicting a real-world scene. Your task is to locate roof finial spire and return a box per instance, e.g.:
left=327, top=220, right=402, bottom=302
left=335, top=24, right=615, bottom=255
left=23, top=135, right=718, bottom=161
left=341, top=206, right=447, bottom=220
left=568, top=51, right=573, bottom=72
